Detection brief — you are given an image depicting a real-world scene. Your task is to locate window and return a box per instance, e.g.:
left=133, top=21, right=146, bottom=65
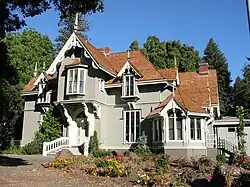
left=124, top=110, right=141, bottom=143
left=168, top=110, right=183, bottom=140
left=67, top=68, right=86, bottom=94
left=228, top=127, right=235, bottom=132
left=123, top=75, right=135, bottom=97
left=153, top=119, right=163, bottom=141
left=190, top=118, right=202, bottom=140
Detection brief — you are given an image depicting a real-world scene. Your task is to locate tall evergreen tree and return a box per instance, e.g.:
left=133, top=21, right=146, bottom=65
left=203, top=38, right=232, bottom=116
left=55, top=13, right=90, bottom=52
left=140, top=36, right=200, bottom=71
left=129, top=40, right=139, bottom=51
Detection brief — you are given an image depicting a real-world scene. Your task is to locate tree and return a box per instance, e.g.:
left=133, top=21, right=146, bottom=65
left=55, top=13, right=90, bottom=52
left=203, top=38, right=232, bottom=116
left=236, top=106, right=247, bottom=156
left=23, top=106, right=61, bottom=154
left=140, top=36, right=200, bottom=71
left=129, top=40, right=139, bottom=51
left=4, top=29, right=54, bottom=85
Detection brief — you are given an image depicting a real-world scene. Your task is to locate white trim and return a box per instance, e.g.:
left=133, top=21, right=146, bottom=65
left=117, top=61, right=141, bottom=77
left=66, top=68, right=86, bottom=95
left=22, top=91, right=38, bottom=96
left=187, top=111, right=209, bottom=117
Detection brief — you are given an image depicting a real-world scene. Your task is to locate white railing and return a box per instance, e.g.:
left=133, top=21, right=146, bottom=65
left=43, top=137, right=70, bottom=156
left=206, top=133, right=217, bottom=148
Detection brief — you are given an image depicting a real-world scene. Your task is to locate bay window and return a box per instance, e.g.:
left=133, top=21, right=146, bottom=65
left=67, top=68, right=86, bottom=94
left=190, top=118, right=202, bottom=140
left=168, top=110, right=183, bottom=140
left=123, top=74, right=135, bottom=97
left=124, top=110, right=141, bottom=143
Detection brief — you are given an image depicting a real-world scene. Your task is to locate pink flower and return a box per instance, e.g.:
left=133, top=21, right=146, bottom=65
left=207, top=176, right=213, bottom=181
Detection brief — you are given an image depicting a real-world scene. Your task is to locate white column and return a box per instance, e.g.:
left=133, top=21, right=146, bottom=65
left=68, top=122, right=78, bottom=147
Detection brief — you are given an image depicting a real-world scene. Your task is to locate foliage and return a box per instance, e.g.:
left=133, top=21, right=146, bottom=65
left=232, top=173, right=250, bottom=187
left=1, top=146, right=25, bottom=155
left=55, top=13, right=89, bottom=52
left=92, top=149, right=111, bottom=158
left=216, top=154, right=227, bottom=164
left=140, top=36, right=201, bottom=71
left=23, top=106, right=61, bottom=155
left=129, top=40, right=139, bottom=51
left=137, top=173, right=166, bottom=186
left=202, top=38, right=232, bottom=116
left=129, top=132, right=151, bottom=156
left=155, top=154, right=170, bottom=172
left=86, top=157, right=130, bottom=177
left=89, top=131, right=99, bottom=153
left=123, top=150, right=130, bottom=157
left=236, top=106, right=247, bottom=156
left=0, top=80, right=23, bottom=150
left=4, top=29, right=54, bottom=85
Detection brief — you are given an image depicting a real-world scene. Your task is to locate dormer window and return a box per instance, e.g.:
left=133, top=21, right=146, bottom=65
left=123, top=74, right=135, bottom=97
left=67, top=68, right=86, bottom=95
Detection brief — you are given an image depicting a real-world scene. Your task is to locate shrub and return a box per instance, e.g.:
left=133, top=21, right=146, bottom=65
left=92, top=149, right=111, bottom=158
left=1, top=146, right=25, bottom=155
left=155, top=155, right=170, bottom=172
left=124, top=150, right=130, bottom=157
left=232, top=173, right=250, bottom=187
left=216, top=154, right=227, bottom=163
left=89, top=131, right=99, bottom=153
left=129, top=132, right=151, bottom=156
left=22, top=140, right=42, bottom=155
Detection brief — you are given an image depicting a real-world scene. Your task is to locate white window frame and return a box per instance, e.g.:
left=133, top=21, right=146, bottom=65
left=190, top=118, right=202, bottom=141
left=168, top=110, right=184, bottom=141
left=122, top=74, right=136, bottom=97
left=66, top=68, right=86, bottom=95
left=153, top=118, right=163, bottom=142
left=123, top=110, right=141, bottom=143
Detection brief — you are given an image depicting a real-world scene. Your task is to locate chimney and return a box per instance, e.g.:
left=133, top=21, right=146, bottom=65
left=199, top=62, right=209, bottom=75
left=98, top=47, right=112, bottom=57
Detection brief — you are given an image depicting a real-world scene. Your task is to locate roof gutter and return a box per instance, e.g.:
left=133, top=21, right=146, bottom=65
left=22, top=91, right=38, bottom=96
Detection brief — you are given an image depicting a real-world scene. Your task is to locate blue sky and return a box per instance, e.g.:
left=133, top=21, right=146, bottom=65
left=23, top=0, right=250, bottom=82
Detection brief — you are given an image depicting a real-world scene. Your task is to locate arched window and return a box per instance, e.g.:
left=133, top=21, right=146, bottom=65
left=168, top=109, right=183, bottom=140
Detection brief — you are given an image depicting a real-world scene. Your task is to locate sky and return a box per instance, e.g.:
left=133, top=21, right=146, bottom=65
left=22, top=0, right=250, bottom=82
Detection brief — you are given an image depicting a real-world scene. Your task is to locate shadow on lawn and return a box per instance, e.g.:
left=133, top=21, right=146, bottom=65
left=0, top=155, right=30, bottom=167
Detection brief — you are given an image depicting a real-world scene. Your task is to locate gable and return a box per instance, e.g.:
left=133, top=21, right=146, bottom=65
left=117, top=61, right=142, bottom=77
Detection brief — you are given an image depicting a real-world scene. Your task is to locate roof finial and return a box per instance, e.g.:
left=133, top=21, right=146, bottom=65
left=34, top=62, right=37, bottom=77
left=174, top=56, right=177, bottom=68
left=74, top=13, right=79, bottom=32
left=42, top=62, right=46, bottom=71
left=127, top=50, right=130, bottom=61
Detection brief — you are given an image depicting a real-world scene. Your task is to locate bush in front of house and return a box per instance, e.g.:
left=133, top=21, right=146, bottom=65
left=129, top=132, right=151, bottom=156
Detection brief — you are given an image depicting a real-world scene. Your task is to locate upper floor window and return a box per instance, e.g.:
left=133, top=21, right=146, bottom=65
left=67, top=68, right=86, bottom=95
left=123, top=74, right=135, bottom=97
left=190, top=118, right=202, bottom=140
left=124, top=110, right=141, bottom=143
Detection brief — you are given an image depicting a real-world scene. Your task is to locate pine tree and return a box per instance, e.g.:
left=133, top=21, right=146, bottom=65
left=203, top=38, right=232, bottom=116
left=129, top=40, right=139, bottom=51
left=55, top=13, right=90, bottom=52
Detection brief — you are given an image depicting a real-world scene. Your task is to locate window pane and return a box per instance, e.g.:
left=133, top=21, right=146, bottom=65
left=169, top=117, right=174, bottom=140
left=136, top=111, right=140, bottom=141
left=73, top=69, right=78, bottom=93
left=68, top=70, right=73, bottom=93
left=79, top=69, right=84, bottom=93
left=131, top=112, right=135, bottom=142
left=125, top=76, right=129, bottom=96
left=155, top=120, right=159, bottom=141
left=126, top=112, right=130, bottom=142
left=159, top=119, right=162, bottom=141
left=197, top=119, right=201, bottom=140
left=190, top=118, right=195, bottom=140
left=177, top=117, right=182, bottom=140
left=130, top=76, right=134, bottom=96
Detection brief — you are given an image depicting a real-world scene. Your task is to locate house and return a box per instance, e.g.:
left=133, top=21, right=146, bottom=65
left=21, top=26, right=221, bottom=157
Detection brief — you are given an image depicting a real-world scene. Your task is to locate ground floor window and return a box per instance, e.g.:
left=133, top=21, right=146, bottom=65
left=124, top=110, right=141, bottom=143
left=190, top=118, right=202, bottom=140
left=153, top=119, right=163, bottom=141
left=168, top=110, right=183, bottom=140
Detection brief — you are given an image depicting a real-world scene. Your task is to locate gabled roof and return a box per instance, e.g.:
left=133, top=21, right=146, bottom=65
left=76, top=34, right=116, bottom=75
left=148, top=88, right=208, bottom=117
left=106, top=51, right=167, bottom=84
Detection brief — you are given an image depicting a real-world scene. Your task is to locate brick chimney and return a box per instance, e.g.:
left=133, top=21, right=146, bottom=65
left=98, top=47, right=112, bottom=57
left=199, top=63, right=209, bottom=75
